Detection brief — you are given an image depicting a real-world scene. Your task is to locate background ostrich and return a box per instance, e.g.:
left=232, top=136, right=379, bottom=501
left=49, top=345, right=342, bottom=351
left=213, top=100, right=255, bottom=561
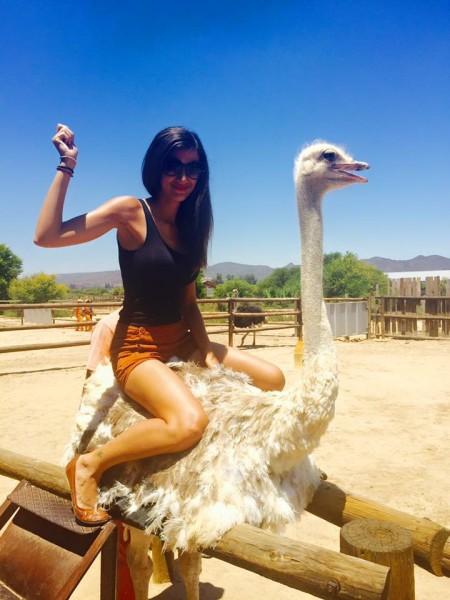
left=234, top=303, right=266, bottom=346
left=65, top=140, right=368, bottom=594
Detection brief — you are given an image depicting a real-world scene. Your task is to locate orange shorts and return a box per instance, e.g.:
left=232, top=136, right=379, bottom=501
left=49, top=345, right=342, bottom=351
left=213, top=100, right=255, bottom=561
left=110, top=320, right=198, bottom=389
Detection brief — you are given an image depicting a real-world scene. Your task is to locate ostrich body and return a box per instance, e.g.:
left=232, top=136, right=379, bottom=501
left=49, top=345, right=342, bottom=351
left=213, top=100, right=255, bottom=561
left=234, top=303, right=265, bottom=346
left=65, top=142, right=368, bottom=554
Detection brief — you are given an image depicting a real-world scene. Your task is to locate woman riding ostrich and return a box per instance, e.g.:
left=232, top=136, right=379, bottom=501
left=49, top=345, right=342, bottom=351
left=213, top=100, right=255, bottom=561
left=34, top=124, right=285, bottom=525
left=63, top=141, right=369, bottom=559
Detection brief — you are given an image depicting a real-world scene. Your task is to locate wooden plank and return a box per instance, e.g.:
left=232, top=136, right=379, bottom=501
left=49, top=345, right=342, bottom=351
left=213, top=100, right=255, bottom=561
left=381, top=313, right=450, bottom=321
left=0, top=340, right=91, bottom=354
left=210, top=523, right=389, bottom=600
left=233, top=325, right=296, bottom=333
left=381, top=296, right=450, bottom=300
left=232, top=310, right=300, bottom=317
left=2, top=302, right=121, bottom=310
left=0, top=321, right=95, bottom=332
left=0, top=448, right=69, bottom=498
left=0, top=497, right=17, bottom=530
left=57, top=521, right=117, bottom=599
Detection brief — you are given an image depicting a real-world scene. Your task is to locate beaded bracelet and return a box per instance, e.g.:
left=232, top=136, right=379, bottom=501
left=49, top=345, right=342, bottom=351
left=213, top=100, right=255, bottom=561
left=56, top=165, right=74, bottom=177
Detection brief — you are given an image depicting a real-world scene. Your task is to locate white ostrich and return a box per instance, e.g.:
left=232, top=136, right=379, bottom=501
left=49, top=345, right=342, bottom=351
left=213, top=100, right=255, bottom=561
left=65, top=141, right=368, bottom=597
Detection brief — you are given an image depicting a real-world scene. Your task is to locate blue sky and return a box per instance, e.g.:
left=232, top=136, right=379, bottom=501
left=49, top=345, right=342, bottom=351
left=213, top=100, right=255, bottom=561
left=1, top=1, right=449, bottom=275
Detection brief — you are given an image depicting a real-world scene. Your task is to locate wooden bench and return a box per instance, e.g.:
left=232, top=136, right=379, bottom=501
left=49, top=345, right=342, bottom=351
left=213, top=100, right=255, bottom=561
left=0, top=481, right=117, bottom=600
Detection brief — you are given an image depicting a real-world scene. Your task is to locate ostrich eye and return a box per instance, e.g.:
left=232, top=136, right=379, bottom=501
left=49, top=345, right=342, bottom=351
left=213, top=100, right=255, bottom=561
left=322, top=151, right=337, bottom=162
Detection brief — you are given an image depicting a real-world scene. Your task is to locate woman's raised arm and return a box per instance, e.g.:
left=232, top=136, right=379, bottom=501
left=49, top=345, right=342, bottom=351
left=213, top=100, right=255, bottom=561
left=34, top=124, right=137, bottom=248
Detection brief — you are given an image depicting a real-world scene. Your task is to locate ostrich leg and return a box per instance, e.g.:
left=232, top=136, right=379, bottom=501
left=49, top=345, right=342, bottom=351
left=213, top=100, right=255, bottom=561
left=178, top=551, right=202, bottom=600
left=151, top=535, right=173, bottom=583
left=126, top=526, right=153, bottom=600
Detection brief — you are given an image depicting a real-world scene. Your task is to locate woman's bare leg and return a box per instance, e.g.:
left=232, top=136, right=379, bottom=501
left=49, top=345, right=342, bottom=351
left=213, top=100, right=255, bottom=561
left=74, top=359, right=208, bottom=509
left=189, top=342, right=285, bottom=391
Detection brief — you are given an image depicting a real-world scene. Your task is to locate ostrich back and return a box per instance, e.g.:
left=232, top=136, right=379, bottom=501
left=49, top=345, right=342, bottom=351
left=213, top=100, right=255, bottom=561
left=234, top=304, right=265, bottom=328
left=64, top=361, right=335, bottom=550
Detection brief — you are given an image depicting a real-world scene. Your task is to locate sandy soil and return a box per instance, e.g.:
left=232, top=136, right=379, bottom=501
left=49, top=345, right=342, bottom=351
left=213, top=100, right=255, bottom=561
left=0, top=327, right=449, bottom=599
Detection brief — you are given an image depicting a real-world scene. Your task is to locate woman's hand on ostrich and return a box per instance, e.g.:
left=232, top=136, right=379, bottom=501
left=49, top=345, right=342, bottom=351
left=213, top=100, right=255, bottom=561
left=52, top=123, right=78, bottom=167
left=204, top=348, right=220, bottom=369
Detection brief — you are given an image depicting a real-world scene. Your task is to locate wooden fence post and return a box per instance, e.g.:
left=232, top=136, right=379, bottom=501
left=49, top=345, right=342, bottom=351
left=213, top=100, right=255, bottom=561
left=294, top=297, right=304, bottom=367
left=295, top=297, right=302, bottom=339
left=228, top=298, right=235, bottom=347
left=367, top=294, right=372, bottom=339
left=380, top=297, right=386, bottom=338
left=425, top=277, right=440, bottom=337
left=341, top=519, right=415, bottom=600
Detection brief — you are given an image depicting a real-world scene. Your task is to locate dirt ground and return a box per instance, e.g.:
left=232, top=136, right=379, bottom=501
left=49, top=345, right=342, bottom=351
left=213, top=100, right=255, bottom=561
left=0, top=326, right=449, bottom=599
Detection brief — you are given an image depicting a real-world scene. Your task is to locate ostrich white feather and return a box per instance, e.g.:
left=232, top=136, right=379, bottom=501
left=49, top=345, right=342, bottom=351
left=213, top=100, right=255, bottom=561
left=64, top=352, right=336, bottom=551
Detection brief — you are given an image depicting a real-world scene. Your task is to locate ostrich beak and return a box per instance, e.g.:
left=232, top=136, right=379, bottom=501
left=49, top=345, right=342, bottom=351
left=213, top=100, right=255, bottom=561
left=332, top=160, right=369, bottom=183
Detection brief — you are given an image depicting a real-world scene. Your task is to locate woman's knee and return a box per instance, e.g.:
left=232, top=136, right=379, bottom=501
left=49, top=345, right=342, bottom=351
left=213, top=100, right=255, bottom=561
left=167, top=410, right=209, bottom=449
left=265, top=365, right=285, bottom=391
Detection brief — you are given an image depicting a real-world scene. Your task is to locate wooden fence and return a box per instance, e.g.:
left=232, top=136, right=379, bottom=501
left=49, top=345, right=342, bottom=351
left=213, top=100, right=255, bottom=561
left=3, top=286, right=450, bottom=354
left=2, top=448, right=449, bottom=598
left=370, top=276, right=450, bottom=340
left=0, top=297, right=366, bottom=354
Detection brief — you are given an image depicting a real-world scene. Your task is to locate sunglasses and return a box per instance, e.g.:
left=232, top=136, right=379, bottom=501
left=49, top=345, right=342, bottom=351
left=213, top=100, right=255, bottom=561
left=162, top=157, right=204, bottom=180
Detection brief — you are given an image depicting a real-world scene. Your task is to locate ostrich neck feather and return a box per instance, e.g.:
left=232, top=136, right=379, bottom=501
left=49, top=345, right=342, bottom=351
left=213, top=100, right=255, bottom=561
left=297, top=180, right=332, bottom=357
left=292, top=179, right=337, bottom=447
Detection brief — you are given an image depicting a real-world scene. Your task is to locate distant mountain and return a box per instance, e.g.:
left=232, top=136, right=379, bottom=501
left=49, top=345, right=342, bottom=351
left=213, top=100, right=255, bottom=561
left=56, top=270, right=123, bottom=288
left=363, top=255, right=450, bottom=272
left=205, top=262, right=275, bottom=281
left=56, top=262, right=278, bottom=287
left=55, top=255, right=450, bottom=287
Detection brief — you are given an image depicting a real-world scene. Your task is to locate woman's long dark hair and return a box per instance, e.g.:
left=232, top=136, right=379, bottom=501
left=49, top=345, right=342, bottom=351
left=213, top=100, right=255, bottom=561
left=141, top=126, right=213, bottom=271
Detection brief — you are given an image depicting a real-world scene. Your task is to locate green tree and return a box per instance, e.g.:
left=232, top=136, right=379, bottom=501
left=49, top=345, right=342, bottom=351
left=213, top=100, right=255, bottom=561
left=0, top=244, right=22, bottom=299
left=254, top=254, right=387, bottom=298
left=214, top=273, right=223, bottom=284
left=257, top=266, right=300, bottom=297
left=323, top=252, right=388, bottom=297
left=214, top=278, right=257, bottom=298
left=195, top=271, right=207, bottom=299
left=243, top=273, right=257, bottom=284
left=9, top=273, right=69, bottom=303
left=111, top=286, right=124, bottom=298
left=323, top=252, right=343, bottom=266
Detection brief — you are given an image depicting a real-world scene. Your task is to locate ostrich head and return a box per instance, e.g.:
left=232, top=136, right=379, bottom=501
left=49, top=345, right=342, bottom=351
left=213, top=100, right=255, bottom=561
left=293, top=141, right=369, bottom=358
left=294, top=141, right=369, bottom=193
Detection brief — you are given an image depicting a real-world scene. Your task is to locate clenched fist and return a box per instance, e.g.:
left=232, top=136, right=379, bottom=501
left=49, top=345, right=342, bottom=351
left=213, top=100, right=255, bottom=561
left=52, top=123, right=78, bottom=167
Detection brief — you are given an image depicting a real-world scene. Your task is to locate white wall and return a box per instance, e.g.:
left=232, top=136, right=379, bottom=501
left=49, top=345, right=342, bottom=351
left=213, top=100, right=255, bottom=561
left=386, top=270, right=450, bottom=279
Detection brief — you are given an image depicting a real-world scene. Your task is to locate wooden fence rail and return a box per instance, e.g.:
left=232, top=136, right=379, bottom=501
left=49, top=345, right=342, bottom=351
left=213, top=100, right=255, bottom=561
left=3, top=293, right=450, bottom=353
left=1, top=448, right=448, bottom=592
left=0, top=297, right=369, bottom=354
left=0, top=448, right=392, bottom=600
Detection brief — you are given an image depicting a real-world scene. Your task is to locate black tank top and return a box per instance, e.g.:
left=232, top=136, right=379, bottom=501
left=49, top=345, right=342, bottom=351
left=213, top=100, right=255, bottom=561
left=118, top=198, right=198, bottom=325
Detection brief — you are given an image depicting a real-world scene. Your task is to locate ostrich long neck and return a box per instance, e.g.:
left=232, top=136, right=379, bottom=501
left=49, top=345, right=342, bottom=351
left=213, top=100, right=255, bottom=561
left=297, top=180, right=331, bottom=357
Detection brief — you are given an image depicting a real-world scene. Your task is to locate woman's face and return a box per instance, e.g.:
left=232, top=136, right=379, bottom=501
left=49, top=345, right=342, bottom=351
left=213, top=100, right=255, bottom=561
left=159, top=148, right=201, bottom=203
